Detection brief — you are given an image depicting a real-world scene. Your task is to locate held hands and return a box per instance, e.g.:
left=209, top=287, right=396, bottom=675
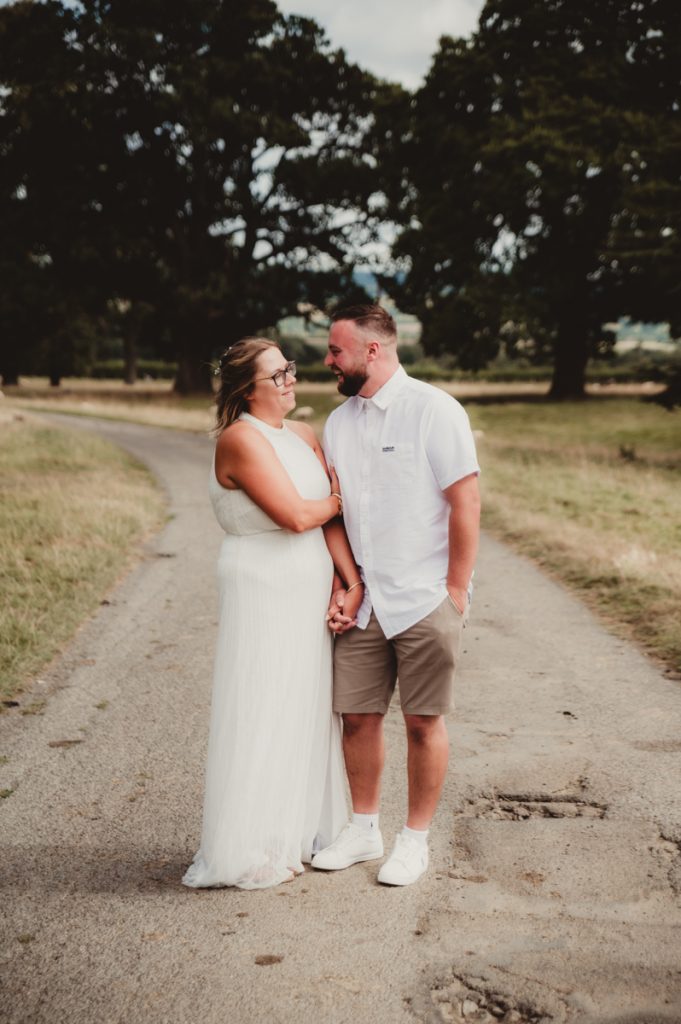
left=326, top=583, right=363, bottom=634
left=324, top=464, right=360, bottom=632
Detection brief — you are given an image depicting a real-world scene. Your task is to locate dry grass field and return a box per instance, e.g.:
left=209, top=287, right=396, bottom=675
left=468, top=400, right=681, bottom=676
left=0, top=409, right=165, bottom=702
left=3, top=378, right=680, bottom=679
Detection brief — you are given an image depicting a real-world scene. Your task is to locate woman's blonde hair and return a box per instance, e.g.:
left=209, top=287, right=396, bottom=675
left=214, top=337, right=279, bottom=434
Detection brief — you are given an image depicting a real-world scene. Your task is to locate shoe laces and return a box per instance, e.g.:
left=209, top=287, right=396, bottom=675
left=392, top=832, right=426, bottom=865
left=333, top=822, right=365, bottom=846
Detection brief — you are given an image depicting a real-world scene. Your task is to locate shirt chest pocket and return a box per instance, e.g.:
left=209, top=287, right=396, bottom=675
left=374, top=442, right=416, bottom=499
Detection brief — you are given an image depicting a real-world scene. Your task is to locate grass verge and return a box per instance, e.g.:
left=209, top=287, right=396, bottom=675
left=4, top=387, right=679, bottom=676
left=6, top=378, right=664, bottom=435
left=469, top=400, right=681, bottom=675
left=0, top=413, right=165, bottom=703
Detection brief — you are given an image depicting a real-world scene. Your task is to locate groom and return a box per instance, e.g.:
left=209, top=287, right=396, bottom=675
left=312, top=304, right=480, bottom=886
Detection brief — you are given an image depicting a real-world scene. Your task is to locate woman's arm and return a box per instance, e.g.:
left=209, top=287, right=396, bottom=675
left=287, top=422, right=361, bottom=582
left=322, top=519, right=364, bottom=630
left=284, top=421, right=364, bottom=624
left=215, top=422, right=340, bottom=532
left=322, top=519, right=361, bottom=589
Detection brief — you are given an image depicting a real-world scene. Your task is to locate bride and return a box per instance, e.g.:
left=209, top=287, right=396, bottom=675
left=182, top=338, right=363, bottom=889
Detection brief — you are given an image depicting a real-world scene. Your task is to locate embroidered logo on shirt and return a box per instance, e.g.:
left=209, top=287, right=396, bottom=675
left=382, top=445, right=395, bottom=452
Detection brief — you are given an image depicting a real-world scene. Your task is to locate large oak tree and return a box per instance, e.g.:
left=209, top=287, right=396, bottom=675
left=0, top=0, right=383, bottom=391
left=382, top=0, right=681, bottom=398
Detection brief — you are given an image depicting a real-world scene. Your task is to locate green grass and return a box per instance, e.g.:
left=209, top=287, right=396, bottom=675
left=0, top=418, right=165, bottom=702
left=467, top=399, right=681, bottom=673
left=469, top=398, right=681, bottom=462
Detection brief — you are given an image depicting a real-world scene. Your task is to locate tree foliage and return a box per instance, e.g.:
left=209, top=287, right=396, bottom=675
left=0, top=1, right=105, bottom=384
left=0, top=0, right=383, bottom=390
left=3, top=0, right=679, bottom=397
left=382, top=0, right=681, bottom=398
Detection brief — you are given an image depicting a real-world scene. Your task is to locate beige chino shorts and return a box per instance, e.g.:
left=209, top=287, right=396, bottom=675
left=333, top=595, right=465, bottom=717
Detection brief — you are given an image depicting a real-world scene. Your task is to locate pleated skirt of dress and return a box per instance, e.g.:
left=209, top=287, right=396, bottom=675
left=182, top=525, right=346, bottom=890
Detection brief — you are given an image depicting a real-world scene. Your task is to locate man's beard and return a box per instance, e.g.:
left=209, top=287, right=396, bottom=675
left=336, top=369, right=368, bottom=397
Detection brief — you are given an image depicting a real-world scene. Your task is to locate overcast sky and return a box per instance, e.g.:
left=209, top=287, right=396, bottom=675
left=275, top=0, right=485, bottom=90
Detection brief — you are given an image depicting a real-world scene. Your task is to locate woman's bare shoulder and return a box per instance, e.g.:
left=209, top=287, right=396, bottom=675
left=216, top=419, right=268, bottom=456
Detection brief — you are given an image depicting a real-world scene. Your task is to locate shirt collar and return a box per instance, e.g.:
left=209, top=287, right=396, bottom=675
left=353, top=365, right=408, bottom=413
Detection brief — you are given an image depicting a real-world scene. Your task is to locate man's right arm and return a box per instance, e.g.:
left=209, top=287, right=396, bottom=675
left=442, top=473, right=481, bottom=615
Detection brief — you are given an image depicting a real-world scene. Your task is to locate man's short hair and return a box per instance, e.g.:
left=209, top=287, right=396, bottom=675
left=330, top=304, right=397, bottom=343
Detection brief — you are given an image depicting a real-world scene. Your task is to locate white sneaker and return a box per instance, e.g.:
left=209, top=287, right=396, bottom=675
left=311, top=822, right=384, bottom=871
left=377, top=833, right=429, bottom=886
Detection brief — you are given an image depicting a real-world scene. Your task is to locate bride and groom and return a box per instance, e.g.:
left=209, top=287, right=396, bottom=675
left=182, top=304, right=480, bottom=890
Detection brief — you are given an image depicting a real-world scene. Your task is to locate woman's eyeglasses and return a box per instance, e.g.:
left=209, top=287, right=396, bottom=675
left=254, top=361, right=297, bottom=388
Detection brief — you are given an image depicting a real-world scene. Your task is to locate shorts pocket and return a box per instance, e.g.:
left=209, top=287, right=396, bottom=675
left=445, top=592, right=469, bottom=626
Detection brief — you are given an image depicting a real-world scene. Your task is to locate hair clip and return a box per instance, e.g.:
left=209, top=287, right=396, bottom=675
left=214, top=346, right=234, bottom=376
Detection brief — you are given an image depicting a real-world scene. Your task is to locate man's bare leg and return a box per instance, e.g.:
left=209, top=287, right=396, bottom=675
left=342, top=712, right=384, bottom=812
left=403, top=713, right=449, bottom=830
left=310, top=712, right=385, bottom=870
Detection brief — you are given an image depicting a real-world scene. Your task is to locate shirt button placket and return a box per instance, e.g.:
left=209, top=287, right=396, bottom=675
left=359, top=402, right=373, bottom=579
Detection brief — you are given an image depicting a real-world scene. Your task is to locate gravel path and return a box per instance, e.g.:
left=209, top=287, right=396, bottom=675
left=1, top=414, right=680, bottom=1024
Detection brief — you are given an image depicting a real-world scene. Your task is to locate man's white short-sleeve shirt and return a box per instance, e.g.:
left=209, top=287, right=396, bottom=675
left=323, top=366, right=480, bottom=639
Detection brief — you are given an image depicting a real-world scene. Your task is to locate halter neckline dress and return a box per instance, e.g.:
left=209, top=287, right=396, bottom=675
left=182, top=412, right=346, bottom=889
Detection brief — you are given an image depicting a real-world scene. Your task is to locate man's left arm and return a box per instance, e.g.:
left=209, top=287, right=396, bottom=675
left=442, top=473, right=481, bottom=615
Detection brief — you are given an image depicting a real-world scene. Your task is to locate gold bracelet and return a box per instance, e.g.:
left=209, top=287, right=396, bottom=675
left=346, top=581, right=362, bottom=593
left=331, top=491, right=343, bottom=516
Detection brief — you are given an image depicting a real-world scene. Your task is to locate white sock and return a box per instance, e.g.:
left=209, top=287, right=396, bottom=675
left=402, top=824, right=428, bottom=847
left=352, top=812, right=379, bottom=834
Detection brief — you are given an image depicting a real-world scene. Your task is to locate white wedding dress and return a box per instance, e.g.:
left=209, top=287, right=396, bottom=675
left=182, top=412, right=346, bottom=889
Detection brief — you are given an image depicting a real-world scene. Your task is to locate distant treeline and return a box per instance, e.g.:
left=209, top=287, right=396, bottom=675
left=1, top=0, right=679, bottom=400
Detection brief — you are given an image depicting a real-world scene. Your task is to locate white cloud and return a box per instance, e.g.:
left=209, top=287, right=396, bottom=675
left=276, top=0, right=484, bottom=89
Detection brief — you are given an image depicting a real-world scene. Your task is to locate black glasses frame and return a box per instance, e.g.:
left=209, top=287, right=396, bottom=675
left=254, top=361, right=297, bottom=388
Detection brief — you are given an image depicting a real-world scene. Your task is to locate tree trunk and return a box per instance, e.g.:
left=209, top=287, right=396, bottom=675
left=49, top=371, right=61, bottom=387
left=123, top=330, right=138, bottom=385
left=173, top=345, right=214, bottom=395
left=549, top=315, right=589, bottom=400
left=652, top=366, right=681, bottom=410
left=2, top=334, right=30, bottom=385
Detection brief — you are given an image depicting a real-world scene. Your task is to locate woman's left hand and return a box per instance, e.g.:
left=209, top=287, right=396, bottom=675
left=326, top=582, right=363, bottom=634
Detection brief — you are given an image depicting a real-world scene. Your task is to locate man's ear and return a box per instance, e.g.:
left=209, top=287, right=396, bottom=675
left=366, top=341, right=380, bottom=361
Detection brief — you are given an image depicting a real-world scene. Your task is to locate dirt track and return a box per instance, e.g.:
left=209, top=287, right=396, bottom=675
left=1, top=413, right=680, bottom=1024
